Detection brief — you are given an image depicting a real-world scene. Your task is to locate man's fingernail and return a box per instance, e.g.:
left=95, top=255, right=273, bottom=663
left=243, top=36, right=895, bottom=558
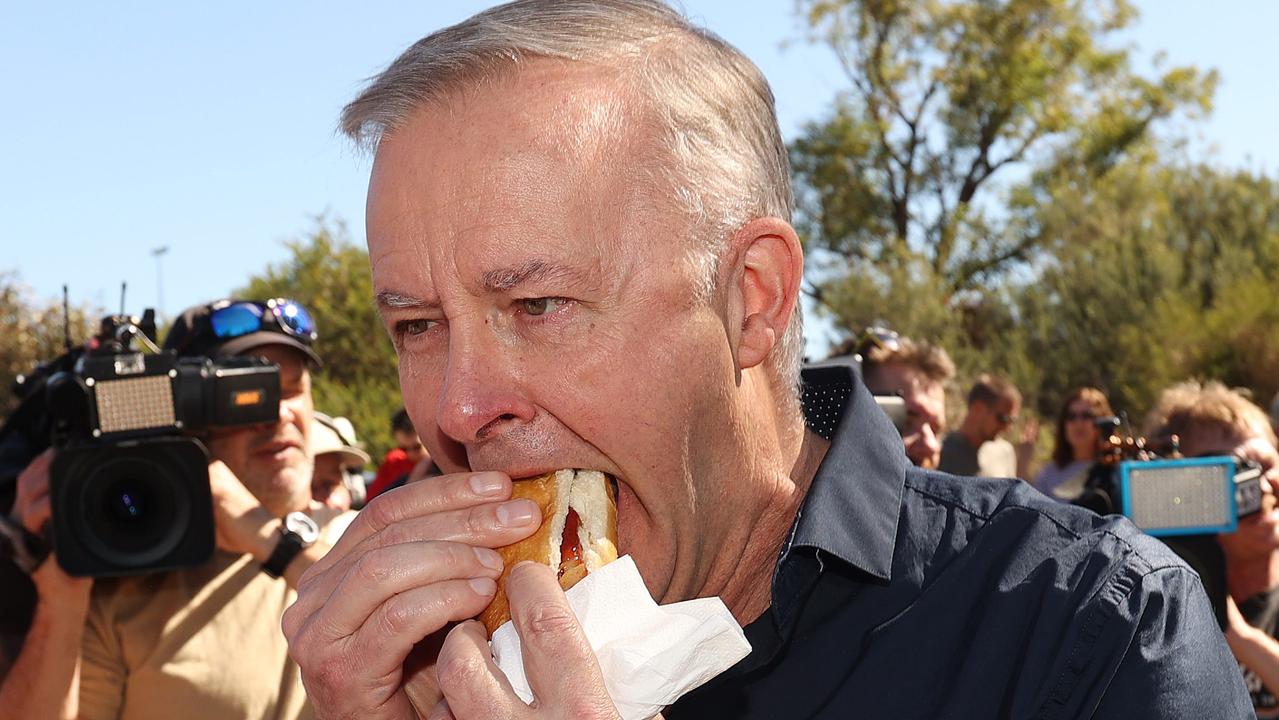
left=469, top=577, right=497, bottom=596
left=495, top=499, right=538, bottom=527
left=474, top=547, right=503, bottom=571
left=469, top=473, right=505, bottom=498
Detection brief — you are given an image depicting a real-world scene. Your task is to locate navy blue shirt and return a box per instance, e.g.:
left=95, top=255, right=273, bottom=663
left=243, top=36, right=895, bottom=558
left=667, top=365, right=1251, bottom=719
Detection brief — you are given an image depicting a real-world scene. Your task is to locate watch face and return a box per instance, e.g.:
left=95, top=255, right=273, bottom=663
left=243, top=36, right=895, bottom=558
left=284, top=512, right=321, bottom=545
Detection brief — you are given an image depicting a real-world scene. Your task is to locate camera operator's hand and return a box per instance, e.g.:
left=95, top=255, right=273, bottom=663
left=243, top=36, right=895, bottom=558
left=11, top=449, right=55, bottom=536
left=281, top=471, right=538, bottom=719
left=207, top=458, right=276, bottom=558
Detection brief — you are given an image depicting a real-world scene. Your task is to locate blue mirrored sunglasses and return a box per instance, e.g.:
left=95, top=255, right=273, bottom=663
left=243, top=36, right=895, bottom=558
left=208, top=299, right=317, bottom=344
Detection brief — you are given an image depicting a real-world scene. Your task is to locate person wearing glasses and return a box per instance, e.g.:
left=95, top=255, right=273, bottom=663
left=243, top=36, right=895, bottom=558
left=1031, top=387, right=1114, bottom=500
left=1, top=298, right=352, bottom=720
left=1143, top=381, right=1279, bottom=716
left=281, top=2, right=1247, bottom=717
left=939, top=374, right=1023, bottom=477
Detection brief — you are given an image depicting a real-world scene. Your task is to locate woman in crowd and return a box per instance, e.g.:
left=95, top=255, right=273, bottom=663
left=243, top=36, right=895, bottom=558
left=1033, top=387, right=1113, bottom=500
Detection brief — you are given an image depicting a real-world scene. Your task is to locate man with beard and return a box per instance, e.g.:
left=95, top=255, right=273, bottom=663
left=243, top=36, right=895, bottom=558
left=1, top=298, right=352, bottom=719
left=1145, top=381, right=1279, bottom=717
left=283, top=1, right=1248, bottom=717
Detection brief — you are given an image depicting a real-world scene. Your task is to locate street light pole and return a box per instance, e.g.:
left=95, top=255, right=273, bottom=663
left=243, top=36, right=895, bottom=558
left=151, top=245, right=169, bottom=319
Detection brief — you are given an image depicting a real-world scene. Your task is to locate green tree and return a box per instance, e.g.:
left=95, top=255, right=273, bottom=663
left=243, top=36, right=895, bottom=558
left=236, top=217, right=401, bottom=461
left=0, top=274, right=98, bottom=419
left=791, top=0, right=1216, bottom=318
left=1007, top=157, right=1279, bottom=421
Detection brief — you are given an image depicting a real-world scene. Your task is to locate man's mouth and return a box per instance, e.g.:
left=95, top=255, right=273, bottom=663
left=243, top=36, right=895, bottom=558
left=255, top=440, right=301, bottom=459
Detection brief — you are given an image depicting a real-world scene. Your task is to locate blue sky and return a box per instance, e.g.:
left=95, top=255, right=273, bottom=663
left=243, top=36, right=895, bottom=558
left=3, top=1, right=1276, bottom=357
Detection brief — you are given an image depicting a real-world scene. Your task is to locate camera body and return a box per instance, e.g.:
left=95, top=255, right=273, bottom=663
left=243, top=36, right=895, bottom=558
left=1071, top=416, right=1261, bottom=629
left=38, top=311, right=280, bottom=577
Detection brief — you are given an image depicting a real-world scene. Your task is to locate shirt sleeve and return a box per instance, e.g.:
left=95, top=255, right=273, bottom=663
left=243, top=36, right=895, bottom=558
left=1039, top=563, right=1253, bottom=719
left=76, top=595, right=125, bottom=720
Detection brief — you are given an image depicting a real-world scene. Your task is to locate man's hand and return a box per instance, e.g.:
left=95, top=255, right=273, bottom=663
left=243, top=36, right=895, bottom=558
left=12, top=449, right=55, bottom=536
left=281, top=471, right=541, bottom=719
left=429, top=562, right=619, bottom=720
left=207, top=459, right=276, bottom=557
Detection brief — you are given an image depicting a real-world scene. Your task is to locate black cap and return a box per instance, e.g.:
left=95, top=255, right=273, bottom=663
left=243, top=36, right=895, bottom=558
left=162, top=299, right=322, bottom=367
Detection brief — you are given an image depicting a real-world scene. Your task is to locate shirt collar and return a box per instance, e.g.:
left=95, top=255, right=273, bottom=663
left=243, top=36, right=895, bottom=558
left=789, top=363, right=907, bottom=581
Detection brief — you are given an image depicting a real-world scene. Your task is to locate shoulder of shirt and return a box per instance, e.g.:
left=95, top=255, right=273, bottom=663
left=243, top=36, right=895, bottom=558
left=900, top=466, right=1196, bottom=590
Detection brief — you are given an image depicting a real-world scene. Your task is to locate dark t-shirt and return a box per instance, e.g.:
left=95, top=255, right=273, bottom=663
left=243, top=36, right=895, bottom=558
left=938, top=431, right=980, bottom=476
left=1240, top=588, right=1279, bottom=716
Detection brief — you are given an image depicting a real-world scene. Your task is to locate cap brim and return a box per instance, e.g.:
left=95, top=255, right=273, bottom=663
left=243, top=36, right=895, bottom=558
left=217, top=332, right=322, bottom=367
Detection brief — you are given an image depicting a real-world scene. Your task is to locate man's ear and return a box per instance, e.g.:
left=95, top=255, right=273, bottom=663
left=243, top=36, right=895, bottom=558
left=724, top=217, right=803, bottom=372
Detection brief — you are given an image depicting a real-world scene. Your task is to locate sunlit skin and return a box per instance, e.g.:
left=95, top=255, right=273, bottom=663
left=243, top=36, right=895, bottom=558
left=312, top=453, right=353, bottom=511
left=961, top=397, right=1019, bottom=448
left=1064, top=399, right=1101, bottom=462
left=366, top=60, right=817, bottom=618
left=204, top=345, right=314, bottom=517
left=394, top=429, right=426, bottom=464
left=865, top=362, right=945, bottom=468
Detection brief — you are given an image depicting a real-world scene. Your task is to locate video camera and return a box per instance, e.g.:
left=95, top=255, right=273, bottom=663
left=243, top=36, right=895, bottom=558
left=1072, top=415, right=1261, bottom=628
left=0, top=308, right=280, bottom=577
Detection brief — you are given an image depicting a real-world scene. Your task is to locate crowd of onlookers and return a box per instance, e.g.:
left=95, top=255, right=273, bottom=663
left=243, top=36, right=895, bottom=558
left=840, top=325, right=1279, bottom=710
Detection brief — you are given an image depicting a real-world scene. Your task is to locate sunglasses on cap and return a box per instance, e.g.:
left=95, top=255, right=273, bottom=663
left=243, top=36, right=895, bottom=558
left=209, top=298, right=317, bottom=344
left=855, top=326, right=902, bottom=357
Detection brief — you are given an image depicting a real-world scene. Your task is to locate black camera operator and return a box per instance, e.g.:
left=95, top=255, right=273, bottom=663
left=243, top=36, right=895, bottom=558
left=1142, top=381, right=1279, bottom=715
left=0, top=298, right=353, bottom=720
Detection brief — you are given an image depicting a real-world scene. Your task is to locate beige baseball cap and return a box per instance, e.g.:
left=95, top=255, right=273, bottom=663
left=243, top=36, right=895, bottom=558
left=311, top=412, right=371, bottom=468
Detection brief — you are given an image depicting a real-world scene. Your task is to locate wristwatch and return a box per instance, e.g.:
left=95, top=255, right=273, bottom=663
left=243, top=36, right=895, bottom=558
left=262, top=511, right=320, bottom=578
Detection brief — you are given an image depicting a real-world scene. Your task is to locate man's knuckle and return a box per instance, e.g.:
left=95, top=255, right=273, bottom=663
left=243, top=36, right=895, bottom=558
left=522, top=600, right=578, bottom=637
left=353, top=551, right=394, bottom=585
left=363, top=494, right=401, bottom=532
left=436, top=654, right=486, bottom=692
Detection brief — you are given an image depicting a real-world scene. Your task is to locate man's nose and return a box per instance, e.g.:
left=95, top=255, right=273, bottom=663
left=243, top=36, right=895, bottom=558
left=433, top=335, right=537, bottom=445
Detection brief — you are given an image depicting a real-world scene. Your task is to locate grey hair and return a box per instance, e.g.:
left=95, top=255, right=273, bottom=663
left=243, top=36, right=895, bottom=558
left=342, top=0, right=804, bottom=403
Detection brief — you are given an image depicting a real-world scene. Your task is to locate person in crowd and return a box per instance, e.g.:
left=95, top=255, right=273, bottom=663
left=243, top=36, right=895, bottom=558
left=0, top=298, right=354, bottom=719
left=281, top=2, right=1248, bottom=717
left=939, top=374, right=1022, bottom=477
left=311, top=412, right=371, bottom=511
left=853, top=329, right=954, bottom=469
left=1144, top=381, right=1279, bottom=715
left=1031, top=387, right=1113, bottom=500
left=367, top=407, right=428, bottom=499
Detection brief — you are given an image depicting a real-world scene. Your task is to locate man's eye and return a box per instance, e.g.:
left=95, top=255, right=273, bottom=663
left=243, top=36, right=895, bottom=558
left=396, top=319, right=434, bottom=336
left=519, top=298, right=564, bottom=316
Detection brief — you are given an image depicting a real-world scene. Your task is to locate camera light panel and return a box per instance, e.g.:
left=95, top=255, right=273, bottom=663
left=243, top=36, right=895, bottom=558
left=1121, top=458, right=1235, bottom=536
left=93, top=375, right=177, bottom=434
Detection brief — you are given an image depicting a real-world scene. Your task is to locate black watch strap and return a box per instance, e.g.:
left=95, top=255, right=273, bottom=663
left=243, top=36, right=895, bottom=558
left=262, top=530, right=305, bottom=579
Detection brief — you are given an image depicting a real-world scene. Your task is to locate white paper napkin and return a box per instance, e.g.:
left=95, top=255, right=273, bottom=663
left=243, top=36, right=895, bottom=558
left=490, top=555, right=752, bottom=720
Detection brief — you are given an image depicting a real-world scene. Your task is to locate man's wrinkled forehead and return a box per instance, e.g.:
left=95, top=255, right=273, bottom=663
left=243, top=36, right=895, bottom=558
left=365, top=61, right=675, bottom=288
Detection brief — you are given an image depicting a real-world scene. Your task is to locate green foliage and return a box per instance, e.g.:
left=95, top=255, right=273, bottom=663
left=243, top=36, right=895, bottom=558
left=791, top=0, right=1216, bottom=293
left=235, top=217, right=400, bottom=461
left=0, top=274, right=98, bottom=419
left=787, top=0, right=1279, bottom=441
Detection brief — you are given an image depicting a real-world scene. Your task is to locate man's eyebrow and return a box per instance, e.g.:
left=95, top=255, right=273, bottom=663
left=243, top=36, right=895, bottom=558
left=375, top=290, right=435, bottom=309
left=480, top=259, right=585, bottom=292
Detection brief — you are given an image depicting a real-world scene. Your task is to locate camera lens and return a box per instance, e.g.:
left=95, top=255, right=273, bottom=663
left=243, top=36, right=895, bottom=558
left=104, top=479, right=148, bottom=523
left=76, top=455, right=189, bottom=568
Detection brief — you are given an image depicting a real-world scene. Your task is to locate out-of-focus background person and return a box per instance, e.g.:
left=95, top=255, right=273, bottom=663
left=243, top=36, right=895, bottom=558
left=310, top=412, right=370, bottom=511
left=1033, top=387, right=1114, bottom=501
left=939, top=375, right=1022, bottom=477
left=366, top=407, right=427, bottom=499
left=1143, top=381, right=1279, bottom=715
left=853, top=329, right=955, bottom=470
